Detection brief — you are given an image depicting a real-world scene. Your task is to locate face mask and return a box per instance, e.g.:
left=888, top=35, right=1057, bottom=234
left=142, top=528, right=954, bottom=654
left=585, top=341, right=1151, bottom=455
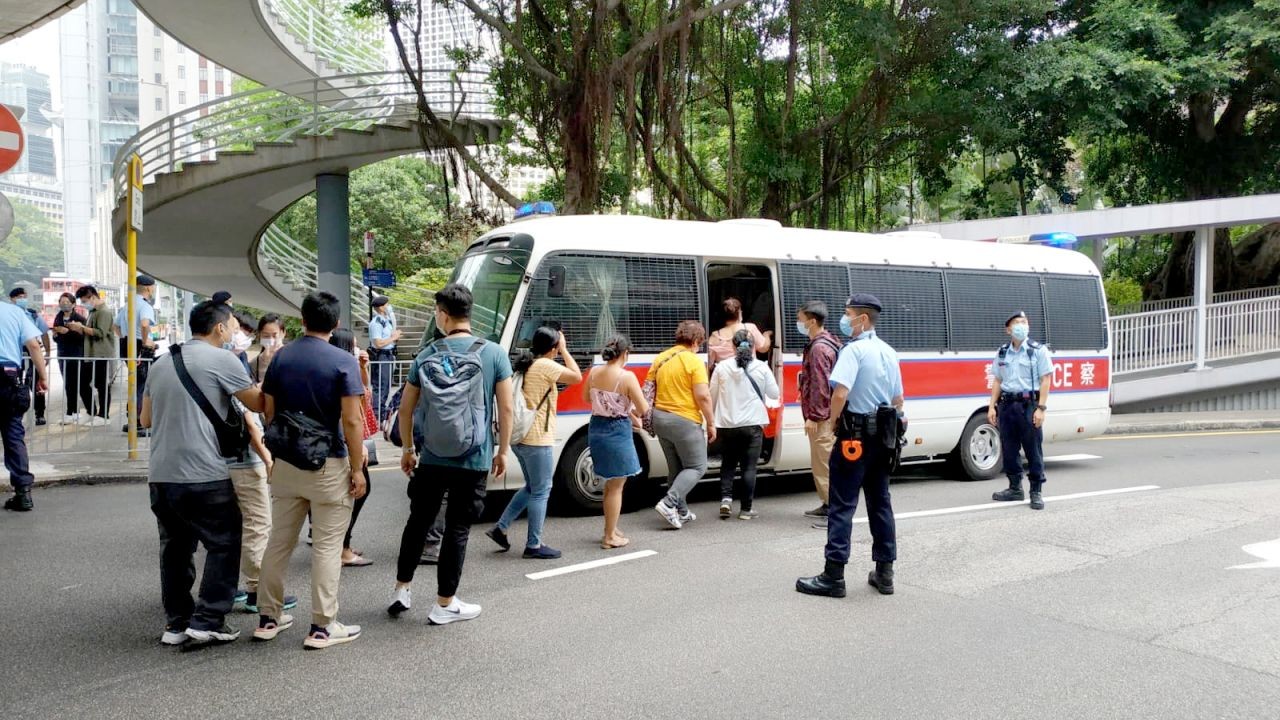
left=60, top=303, right=73, bottom=312
left=839, top=314, right=855, bottom=338
left=232, top=331, right=252, bottom=353
left=261, top=337, right=279, bottom=349
left=795, top=321, right=809, bottom=337
left=14, top=298, right=28, bottom=309
left=1011, top=324, right=1029, bottom=342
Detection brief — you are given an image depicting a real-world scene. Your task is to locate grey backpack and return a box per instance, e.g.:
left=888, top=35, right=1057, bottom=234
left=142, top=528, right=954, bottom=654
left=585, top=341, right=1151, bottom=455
left=415, top=338, right=488, bottom=459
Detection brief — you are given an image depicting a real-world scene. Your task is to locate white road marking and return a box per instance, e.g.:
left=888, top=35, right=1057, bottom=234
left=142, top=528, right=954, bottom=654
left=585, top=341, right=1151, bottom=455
left=1044, top=453, right=1103, bottom=462
left=853, top=485, right=1160, bottom=524
left=525, top=550, right=658, bottom=581
left=1093, top=429, right=1280, bottom=441
left=59, top=584, right=83, bottom=591
left=1228, top=538, right=1280, bottom=570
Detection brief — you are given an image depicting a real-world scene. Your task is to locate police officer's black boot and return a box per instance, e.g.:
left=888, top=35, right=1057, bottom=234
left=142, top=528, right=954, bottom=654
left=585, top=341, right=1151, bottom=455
left=868, top=562, right=894, bottom=595
left=1029, top=480, right=1044, bottom=510
left=796, top=560, right=847, bottom=598
left=3, top=488, right=33, bottom=512
left=992, top=477, right=1024, bottom=502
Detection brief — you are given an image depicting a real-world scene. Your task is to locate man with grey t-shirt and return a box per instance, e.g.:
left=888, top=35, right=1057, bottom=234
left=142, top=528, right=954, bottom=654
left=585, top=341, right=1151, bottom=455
left=141, top=301, right=264, bottom=647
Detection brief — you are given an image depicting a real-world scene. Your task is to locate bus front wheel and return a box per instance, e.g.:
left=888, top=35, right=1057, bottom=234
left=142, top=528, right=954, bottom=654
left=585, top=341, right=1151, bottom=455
left=553, top=434, right=605, bottom=513
left=951, top=413, right=1003, bottom=481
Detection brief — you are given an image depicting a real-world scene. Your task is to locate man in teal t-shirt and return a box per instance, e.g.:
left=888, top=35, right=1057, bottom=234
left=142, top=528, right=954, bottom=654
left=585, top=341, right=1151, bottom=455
left=387, top=284, right=513, bottom=627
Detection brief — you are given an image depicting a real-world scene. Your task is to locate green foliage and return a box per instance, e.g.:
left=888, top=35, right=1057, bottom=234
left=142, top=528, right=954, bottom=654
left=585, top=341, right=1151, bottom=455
left=0, top=201, right=63, bottom=293
left=1104, top=277, right=1144, bottom=312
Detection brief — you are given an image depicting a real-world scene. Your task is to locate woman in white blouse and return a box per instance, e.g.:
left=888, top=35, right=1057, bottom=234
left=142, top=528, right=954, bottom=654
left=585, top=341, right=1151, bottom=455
left=710, top=329, right=779, bottom=519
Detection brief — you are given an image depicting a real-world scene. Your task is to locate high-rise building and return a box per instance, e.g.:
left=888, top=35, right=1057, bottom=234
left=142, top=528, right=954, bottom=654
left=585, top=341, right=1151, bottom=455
left=0, top=63, right=56, bottom=178
left=134, top=13, right=236, bottom=154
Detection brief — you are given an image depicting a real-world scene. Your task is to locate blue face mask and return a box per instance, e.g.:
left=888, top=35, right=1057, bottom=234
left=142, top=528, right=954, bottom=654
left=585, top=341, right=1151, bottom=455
left=1011, top=324, right=1029, bottom=342
left=839, top=314, right=855, bottom=338
left=14, top=298, right=28, bottom=309
left=795, top=321, right=809, bottom=337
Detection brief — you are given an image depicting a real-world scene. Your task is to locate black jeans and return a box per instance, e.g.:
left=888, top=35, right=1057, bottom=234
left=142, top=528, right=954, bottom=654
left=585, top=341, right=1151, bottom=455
left=824, top=437, right=896, bottom=565
left=1, top=368, right=32, bottom=490
left=344, top=465, right=371, bottom=549
left=719, top=425, right=763, bottom=511
left=369, top=348, right=395, bottom=421
left=87, top=359, right=111, bottom=418
left=149, top=480, right=243, bottom=631
left=119, top=340, right=153, bottom=420
left=58, top=357, right=94, bottom=416
left=396, top=464, right=487, bottom=597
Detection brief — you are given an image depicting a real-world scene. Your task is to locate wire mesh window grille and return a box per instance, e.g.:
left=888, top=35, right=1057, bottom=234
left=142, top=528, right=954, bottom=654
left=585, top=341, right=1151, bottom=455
left=1043, top=275, right=1108, bottom=350
left=946, top=271, right=1048, bottom=350
left=847, top=266, right=948, bottom=351
left=780, top=262, right=849, bottom=352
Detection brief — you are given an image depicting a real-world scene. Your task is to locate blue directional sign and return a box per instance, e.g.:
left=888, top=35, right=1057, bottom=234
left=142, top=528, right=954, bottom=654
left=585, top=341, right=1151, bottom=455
left=362, top=268, right=397, bottom=288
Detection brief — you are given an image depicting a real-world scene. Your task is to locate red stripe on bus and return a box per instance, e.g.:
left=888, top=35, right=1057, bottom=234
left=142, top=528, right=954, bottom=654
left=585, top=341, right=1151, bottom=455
left=554, top=356, right=1110, bottom=413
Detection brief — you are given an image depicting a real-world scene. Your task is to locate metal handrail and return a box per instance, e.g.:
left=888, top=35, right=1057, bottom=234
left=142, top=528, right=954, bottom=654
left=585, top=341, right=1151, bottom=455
left=1111, top=285, right=1280, bottom=317
left=111, top=70, right=496, bottom=200
left=1110, top=294, right=1280, bottom=375
left=262, top=0, right=386, bottom=74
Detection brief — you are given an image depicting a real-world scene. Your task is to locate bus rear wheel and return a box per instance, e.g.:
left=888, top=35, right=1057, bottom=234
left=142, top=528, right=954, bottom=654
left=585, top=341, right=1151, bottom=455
left=951, top=412, right=1002, bottom=481
left=553, top=434, right=605, bottom=513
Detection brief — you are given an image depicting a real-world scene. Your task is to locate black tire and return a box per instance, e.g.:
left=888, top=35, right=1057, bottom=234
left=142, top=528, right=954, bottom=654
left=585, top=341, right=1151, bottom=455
left=553, top=433, right=604, bottom=513
left=949, top=412, right=1003, bottom=481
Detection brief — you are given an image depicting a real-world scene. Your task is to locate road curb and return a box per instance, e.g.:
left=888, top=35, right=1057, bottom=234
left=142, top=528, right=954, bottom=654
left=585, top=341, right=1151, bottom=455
left=1104, top=419, right=1280, bottom=435
left=1, top=473, right=148, bottom=493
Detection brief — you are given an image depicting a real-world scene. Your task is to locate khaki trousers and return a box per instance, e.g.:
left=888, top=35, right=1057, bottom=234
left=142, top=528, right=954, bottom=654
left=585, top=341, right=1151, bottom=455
left=257, top=457, right=352, bottom=626
left=805, top=419, right=836, bottom=504
left=229, top=465, right=270, bottom=591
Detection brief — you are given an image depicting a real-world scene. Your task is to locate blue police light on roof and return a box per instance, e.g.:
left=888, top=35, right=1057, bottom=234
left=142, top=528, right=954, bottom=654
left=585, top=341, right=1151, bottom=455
left=1029, top=231, right=1079, bottom=248
left=514, top=201, right=556, bottom=220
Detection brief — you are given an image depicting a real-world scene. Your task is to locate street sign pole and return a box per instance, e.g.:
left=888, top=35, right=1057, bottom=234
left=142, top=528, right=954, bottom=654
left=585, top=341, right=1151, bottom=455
left=126, top=155, right=143, bottom=459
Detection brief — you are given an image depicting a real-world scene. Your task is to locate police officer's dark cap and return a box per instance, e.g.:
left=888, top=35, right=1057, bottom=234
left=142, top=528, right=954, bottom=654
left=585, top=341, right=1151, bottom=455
left=371, top=295, right=390, bottom=308
left=136, top=275, right=156, bottom=286
left=211, top=290, right=232, bottom=304
left=845, top=293, right=883, bottom=312
left=1005, top=311, right=1027, bottom=327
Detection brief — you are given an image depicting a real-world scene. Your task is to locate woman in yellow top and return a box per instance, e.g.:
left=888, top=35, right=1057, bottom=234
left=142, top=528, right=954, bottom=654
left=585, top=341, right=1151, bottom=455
left=486, top=326, right=582, bottom=559
left=651, top=320, right=716, bottom=529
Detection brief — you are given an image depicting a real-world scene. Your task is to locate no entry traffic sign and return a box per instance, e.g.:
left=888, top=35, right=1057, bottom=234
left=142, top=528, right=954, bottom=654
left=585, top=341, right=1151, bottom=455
left=0, top=104, right=24, bottom=176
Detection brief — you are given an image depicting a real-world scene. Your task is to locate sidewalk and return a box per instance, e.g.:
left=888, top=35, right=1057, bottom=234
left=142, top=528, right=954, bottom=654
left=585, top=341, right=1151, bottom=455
left=1105, top=410, right=1280, bottom=435
left=4, top=437, right=404, bottom=491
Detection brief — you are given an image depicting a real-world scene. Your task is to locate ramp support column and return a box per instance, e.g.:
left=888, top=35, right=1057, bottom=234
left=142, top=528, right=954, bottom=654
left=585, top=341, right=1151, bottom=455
left=316, top=173, right=352, bottom=331
left=1193, top=226, right=1214, bottom=371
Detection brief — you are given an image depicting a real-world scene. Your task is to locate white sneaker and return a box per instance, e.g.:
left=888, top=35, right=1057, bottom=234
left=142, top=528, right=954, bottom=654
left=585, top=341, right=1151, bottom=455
left=185, top=624, right=240, bottom=644
left=84, top=416, right=107, bottom=427
left=303, top=620, right=361, bottom=649
left=428, top=598, right=482, bottom=625
left=679, top=509, right=697, bottom=523
left=252, top=614, right=294, bottom=641
left=60, top=414, right=78, bottom=425
left=387, top=586, right=412, bottom=617
left=654, top=499, right=683, bottom=529
left=160, top=627, right=188, bottom=646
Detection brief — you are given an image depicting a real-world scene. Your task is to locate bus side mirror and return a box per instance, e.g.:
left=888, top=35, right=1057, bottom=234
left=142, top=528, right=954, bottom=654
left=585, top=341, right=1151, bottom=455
left=548, top=266, right=567, bottom=298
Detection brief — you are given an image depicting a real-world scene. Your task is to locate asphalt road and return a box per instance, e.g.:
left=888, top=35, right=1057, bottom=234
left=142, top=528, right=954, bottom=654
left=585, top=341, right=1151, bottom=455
left=3, top=430, right=1279, bottom=719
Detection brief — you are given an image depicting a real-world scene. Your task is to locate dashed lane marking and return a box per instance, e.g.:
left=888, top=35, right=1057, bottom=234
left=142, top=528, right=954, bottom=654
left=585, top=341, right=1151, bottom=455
left=525, top=550, right=658, bottom=581
left=853, top=485, right=1160, bottom=524
left=1044, top=453, right=1102, bottom=462
left=1092, top=430, right=1280, bottom=441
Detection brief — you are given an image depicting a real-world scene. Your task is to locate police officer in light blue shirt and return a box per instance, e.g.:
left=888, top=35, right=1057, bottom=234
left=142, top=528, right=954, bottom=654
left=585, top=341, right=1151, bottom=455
left=1, top=299, right=49, bottom=511
left=367, top=295, right=401, bottom=421
left=8, top=287, right=50, bottom=425
left=987, top=311, right=1053, bottom=510
left=114, top=276, right=158, bottom=435
left=797, top=293, right=905, bottom=599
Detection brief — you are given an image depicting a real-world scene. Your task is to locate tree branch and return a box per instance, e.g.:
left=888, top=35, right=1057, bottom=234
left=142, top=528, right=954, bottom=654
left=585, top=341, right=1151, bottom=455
left=454, top=0, right=566, bottom=87
left=613, top=0, right=750, bottom=74
left=384, top=0, right=522, bottom=208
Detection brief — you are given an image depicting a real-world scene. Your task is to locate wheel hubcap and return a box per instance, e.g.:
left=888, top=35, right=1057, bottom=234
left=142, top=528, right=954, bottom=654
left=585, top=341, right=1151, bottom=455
left=969, top=425, right=1001, bottom=471
left=573, top=450, right=605, bottom=502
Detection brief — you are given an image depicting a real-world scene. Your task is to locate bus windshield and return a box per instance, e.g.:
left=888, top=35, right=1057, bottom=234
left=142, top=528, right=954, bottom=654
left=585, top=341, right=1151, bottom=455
left=442, top=247, right=529, bottom=342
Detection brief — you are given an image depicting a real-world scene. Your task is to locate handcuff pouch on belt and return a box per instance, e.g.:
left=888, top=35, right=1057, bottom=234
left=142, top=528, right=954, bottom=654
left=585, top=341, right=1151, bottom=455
left=835, top=405, right=907, bottom=469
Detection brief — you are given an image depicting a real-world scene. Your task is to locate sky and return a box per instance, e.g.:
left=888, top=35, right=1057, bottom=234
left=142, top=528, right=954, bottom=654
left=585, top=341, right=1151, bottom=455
left=0, top=20, right=63, bottom=109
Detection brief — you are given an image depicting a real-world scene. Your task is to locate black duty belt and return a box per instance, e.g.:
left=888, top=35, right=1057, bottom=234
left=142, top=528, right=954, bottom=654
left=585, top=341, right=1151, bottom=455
left=1000, top=391, right=1040, bottom=403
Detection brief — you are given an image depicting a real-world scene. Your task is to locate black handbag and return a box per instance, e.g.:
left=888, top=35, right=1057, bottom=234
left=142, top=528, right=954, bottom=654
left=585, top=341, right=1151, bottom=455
left=264, top=409, right=333, bottom=471
left=170, top=344, right=248, bottom=460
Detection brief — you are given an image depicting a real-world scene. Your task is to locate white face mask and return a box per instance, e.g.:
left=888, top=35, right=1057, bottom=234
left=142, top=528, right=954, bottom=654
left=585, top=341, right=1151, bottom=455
left=232, top=331, right=252, bottom=353
left=260, top=337, right=279, bottom=349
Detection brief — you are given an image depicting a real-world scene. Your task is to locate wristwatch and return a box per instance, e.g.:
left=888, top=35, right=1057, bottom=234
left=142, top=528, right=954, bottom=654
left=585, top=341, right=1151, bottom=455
left=1035, top=404, right=1047, bottom=411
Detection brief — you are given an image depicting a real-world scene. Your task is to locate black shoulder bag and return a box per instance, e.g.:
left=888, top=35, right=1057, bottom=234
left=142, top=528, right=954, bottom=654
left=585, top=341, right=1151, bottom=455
left=170, top=344, right=249, bottom=460
left=264, top=409, right=333, bottom=472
